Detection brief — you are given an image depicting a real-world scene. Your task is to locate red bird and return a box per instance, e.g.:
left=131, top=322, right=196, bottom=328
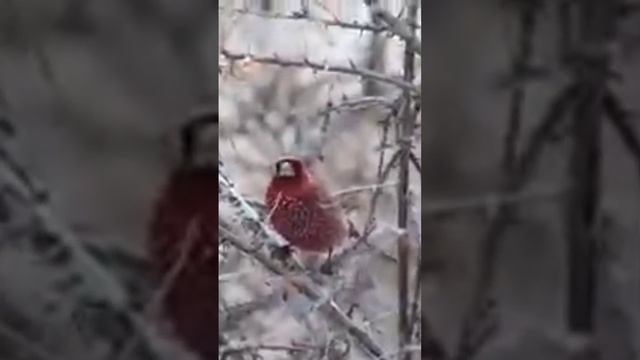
left=147, top=109, right=218, bottom=360
left=265, top=157, right=346, bottom=255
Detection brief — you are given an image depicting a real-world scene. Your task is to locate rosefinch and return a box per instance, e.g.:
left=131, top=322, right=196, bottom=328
left=147, top=108, right=218, bottom=360
left=265, top=157, right=346, bottom=256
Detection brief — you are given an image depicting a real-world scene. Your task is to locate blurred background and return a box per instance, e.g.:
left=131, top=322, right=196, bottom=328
left=0, top=0, right=216, bottom=359
left=0, top=0, right=217, bottom=253
left=419, top=1, right=640, bottom=360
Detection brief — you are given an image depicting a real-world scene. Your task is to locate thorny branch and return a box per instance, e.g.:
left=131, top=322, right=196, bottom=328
left=502, top=0, right=542, bottom=173
left=218, top=160, right=300, bottom=260
left=218, top=161, right=386, bottom=359
left=372, top=97, right=403, bottom=212
left=327, top=148, right=401, bottom=271
left=220, top=6, right=387, bottom=33
left=220, top=49, right=420, bottom=95
left=390, top=0, right=420, bottom=358
left=220, top=342, right=313, bottom=358
left=219, top=5, right=421, bottom=55
left=316, top=96, right=397, bottom=118
left=365, top=0, right=422, bottom=55
left=324, top=98, right=404, bottom=271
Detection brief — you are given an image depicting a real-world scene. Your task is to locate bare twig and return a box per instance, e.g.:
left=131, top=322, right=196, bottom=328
left=327, top=98, right=404, bottom=273
left=364, top=1, right=422, bottom=55
left=328, top=149, right=401, bottom=272
left=603, top=90, right=640, bottom=180
left=502, top=0, right=541, bottom=173
left=220, top=6, right=388, bottom=33
left=408, top=251, right=427, bottom=356
left=220, top=342, right=314, bottom=357
left=369, top=99, right=403, bottom=222
left=564, top=0, right=613, bottom=334
left=376, top=344, right=422, bottom=360
left=456, top=83, right=580, bottom=359
left=218, top=225, right=386, bottom=359
left=315, top=96, right=397, bottom=117
left=220, top=293, right=283, bottom=328
left=219, top=160, right=292, bottom=251
left=332, top=182, right=398, bottom=198
left=317, top=100, right=334, bottom=160
left=221, top=49, right=420, bottom=95
left=409, top=151, right=421, bottom=174
left=424, top=185, right=569, bottom=218
left=391, top=0, right=421, bottom=358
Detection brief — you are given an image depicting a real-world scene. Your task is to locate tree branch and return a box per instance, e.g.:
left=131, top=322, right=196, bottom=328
left=221, top=49, right=420, bottom=95
left=603, top=89, right=640, bottom=180
left=218, top=162, right=387, bottom=359
left=0, top=116, right=187, bottom=359
left=365, top=1, right=422, bottom=55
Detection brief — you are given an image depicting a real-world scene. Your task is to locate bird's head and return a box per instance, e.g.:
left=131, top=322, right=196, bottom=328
left=272, top=156, right=314, bottom=185
left=179, top=107, right=218, bottom=169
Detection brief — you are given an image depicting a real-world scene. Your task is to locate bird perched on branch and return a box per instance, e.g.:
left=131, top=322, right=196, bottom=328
left=265, top=157, right=347, bottom=260
left=147, top=108, right=218, bottom=360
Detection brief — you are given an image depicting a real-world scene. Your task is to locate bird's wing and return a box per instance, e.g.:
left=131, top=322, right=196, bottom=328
left=305, top=183, right=340, bottom=211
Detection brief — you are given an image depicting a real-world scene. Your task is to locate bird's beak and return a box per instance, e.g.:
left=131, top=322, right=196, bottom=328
left=276, top=161, right=295, bottom=177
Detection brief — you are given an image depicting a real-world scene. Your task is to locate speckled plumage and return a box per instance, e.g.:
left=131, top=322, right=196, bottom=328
left=265, top=157, right=346, bottom=253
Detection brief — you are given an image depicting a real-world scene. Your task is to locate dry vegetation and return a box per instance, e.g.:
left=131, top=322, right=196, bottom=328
left=218, top=1, right=421, bottom=359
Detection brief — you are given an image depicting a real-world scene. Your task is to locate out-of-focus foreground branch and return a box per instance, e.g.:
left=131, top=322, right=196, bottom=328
left=0, top=112, right=193, bottom=360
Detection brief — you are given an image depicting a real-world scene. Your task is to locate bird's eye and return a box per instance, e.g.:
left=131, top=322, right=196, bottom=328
left=276, top=161, right=296, bottom=177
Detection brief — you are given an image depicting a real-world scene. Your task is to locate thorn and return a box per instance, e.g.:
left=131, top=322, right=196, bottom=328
left=291, top=10, right=307, bottom=19
left=347, top=220, right=361, bottom=239
left=346, top=304, right=358, bottom=318
left=320, top=261, right=334, bottom=275
left=271, top=244, right=293, bottom=261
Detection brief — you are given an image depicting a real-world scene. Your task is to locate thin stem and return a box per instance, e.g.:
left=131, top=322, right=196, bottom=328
left=221, top=49, right=420, bottom=95
left=392, top=0, right=420, bottom=358
left=502, top=0, right=540, bottom=173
